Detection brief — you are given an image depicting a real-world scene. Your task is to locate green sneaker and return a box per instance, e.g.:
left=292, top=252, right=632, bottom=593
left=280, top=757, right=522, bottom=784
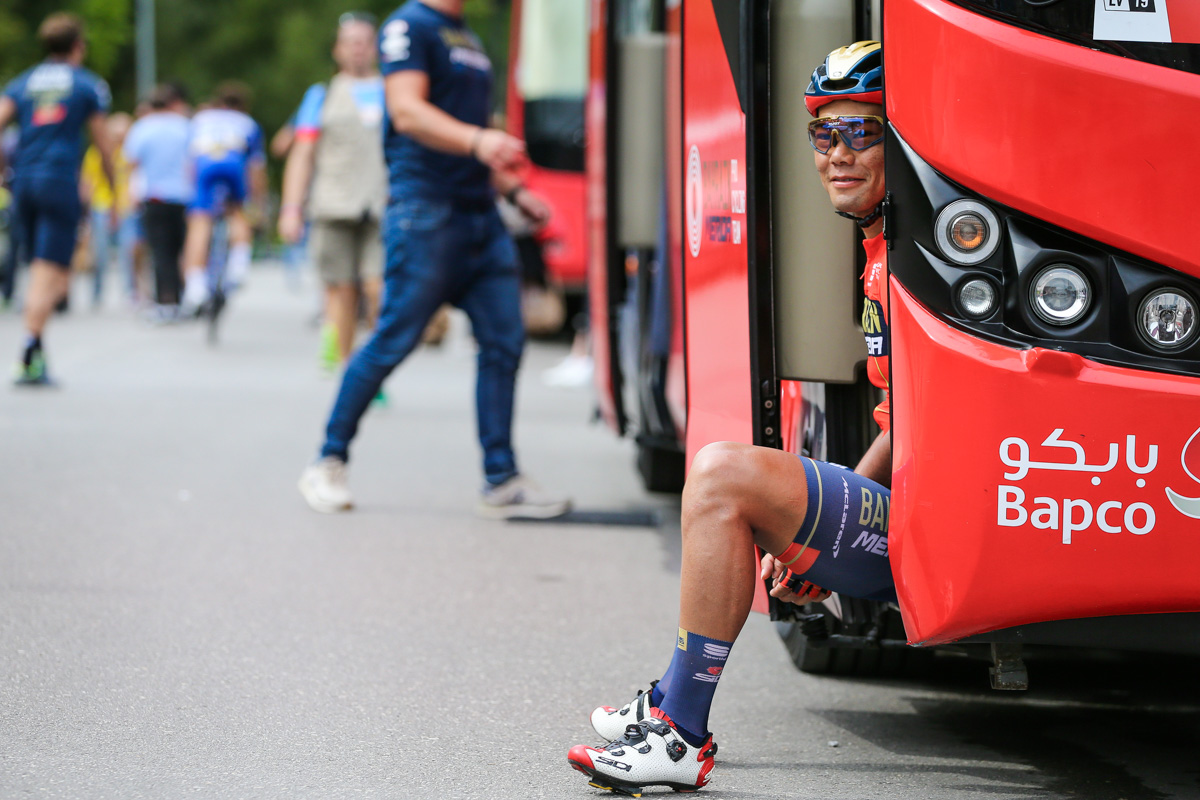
left=318, top=322, right=341, bottom=375
left=13, top=349, right=52, bottom=387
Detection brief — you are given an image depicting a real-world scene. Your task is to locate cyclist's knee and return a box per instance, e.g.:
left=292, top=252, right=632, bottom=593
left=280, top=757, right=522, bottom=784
left=683, top=441, right=763, bottom=526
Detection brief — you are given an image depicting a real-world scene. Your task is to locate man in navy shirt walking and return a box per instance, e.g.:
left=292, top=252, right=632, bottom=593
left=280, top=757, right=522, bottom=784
left=299, top=0, right=570, bottom=519
left=0, top=13, right=115, bottom=385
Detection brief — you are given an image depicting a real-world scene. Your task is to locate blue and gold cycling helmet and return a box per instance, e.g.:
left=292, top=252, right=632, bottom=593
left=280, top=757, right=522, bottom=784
left=804, top=41, right=883, bottom=116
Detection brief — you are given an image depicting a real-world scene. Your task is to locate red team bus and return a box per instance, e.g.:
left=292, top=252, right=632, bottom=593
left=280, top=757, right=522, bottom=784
left=589, top=0, right=1200, bottom=685
left=505, top=0, right=589, bottom=297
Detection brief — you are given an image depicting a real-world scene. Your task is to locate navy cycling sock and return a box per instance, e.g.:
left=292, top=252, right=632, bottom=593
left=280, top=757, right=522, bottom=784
left=657, top=628, right=732, bottom=746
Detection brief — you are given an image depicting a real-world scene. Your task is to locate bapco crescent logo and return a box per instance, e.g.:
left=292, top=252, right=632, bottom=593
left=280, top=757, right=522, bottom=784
left=1167, top=426, right=1200, bottom=519
left=686, top=145, right=703, bottom=258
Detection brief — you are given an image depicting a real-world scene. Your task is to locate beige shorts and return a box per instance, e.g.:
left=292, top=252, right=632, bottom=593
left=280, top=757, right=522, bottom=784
left=310, top=218, right=383, bottom=286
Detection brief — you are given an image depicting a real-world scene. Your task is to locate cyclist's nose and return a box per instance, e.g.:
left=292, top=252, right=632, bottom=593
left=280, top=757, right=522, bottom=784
left=828, top=131, right=855, bottom=163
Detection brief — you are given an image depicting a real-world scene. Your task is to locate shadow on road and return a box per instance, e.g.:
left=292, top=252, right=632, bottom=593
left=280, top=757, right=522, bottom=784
left=810, top=651, right=1200, bottom=799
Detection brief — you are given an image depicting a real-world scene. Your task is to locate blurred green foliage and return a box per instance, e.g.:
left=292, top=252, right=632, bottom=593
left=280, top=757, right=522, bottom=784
left=1, top=0, right=511, bottom=149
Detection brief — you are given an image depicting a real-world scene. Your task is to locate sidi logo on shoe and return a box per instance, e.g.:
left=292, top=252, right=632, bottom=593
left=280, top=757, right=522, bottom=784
left=596, top=756, right=632, bottom=772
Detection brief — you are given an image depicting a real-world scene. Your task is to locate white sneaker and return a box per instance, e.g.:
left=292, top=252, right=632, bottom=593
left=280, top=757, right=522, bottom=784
left=180, top=274, right=210, bottom=316
left=568, top=708, right=717, bottom=794
left=299, top=457, right=353, bottom=513
left=590, top=682, right=659, bottom=742
left=542, top=354, right=593, bottom=388
left=478, top=475, right=570, bottom=520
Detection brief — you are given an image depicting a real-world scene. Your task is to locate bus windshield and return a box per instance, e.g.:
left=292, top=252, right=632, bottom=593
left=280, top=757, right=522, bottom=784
left=950, top=0, right=1200, bottom=74
left=518, top=0, right=587, bottom=172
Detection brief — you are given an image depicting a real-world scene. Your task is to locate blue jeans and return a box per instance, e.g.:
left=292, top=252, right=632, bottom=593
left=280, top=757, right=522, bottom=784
left=90, top=208, right=138, bottom=302
left=320, top=198, right=524, bottom=485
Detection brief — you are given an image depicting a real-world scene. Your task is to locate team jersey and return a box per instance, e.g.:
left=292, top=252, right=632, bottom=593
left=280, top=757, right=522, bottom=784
left=2, top=61, right=110, bottom=182
left=861, top=232, right=890, bottom=432
left=293, top=78, right=385, bottom=141
left=378, top=0, right=493, bottom=202
left=187, top=108, right=264, bottom=171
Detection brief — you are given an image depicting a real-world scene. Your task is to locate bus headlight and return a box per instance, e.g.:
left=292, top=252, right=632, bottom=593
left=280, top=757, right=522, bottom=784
left=958, top=278, right=997, bottom=319
left=935, top=200, right=1001, bottom=266
left=1139, top=290, right=1197, bottom=350
left=1030, top=265, right=1090, bottom=326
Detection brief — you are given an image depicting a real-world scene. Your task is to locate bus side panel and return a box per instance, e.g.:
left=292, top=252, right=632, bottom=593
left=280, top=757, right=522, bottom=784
left=682, top=0, right=753, bottom=465
left=587, top=0, right=621, bottom=433
left=887, top=0, right=1200, bottom=277
left=531, top=169, right=588, bottom=289
left=890, top=280, right=1200, bottom=645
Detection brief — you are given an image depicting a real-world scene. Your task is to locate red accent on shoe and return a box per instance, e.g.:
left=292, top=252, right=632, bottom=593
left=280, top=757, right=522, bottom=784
left=567, top=745, right=599, bottom=773
left=599, top=706, right=615, bottom=713
left=696, top=753, right=715, bottom=787
left=649, top=706, right=675, bottom=725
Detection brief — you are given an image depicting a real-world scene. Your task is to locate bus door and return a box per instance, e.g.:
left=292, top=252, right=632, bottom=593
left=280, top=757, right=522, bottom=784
left=884, top=0, right=1200, bottom=646
left=590, top=0, right=689, bottom=491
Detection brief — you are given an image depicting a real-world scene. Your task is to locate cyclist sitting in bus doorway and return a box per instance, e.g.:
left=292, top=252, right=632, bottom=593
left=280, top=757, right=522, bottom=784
left=180, top=82, right=266, bottom=316
left=567, top=42, right=890, bottom=794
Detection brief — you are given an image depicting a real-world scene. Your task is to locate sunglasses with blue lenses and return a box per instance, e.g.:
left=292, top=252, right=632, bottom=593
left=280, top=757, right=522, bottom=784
left=807, top=115, right=885, bottom=154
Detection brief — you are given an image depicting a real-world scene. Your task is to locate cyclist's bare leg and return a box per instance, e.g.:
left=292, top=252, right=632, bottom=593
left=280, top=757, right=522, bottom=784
left=326, top=283, right=358, bottom=362
left=182, top=211, right=214, bottom=306
left=223, top=207, right=254, bottom=288
left=182, top=212, right=213, bottom=280
left=678, top=442, right=811, bottom=641
left=24, top=260, right=71, bottom=337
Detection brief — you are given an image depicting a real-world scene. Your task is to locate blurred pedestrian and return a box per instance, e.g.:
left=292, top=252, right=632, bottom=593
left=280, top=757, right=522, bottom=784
left=279, top=12, right=386, bottom=374
left=81, top=112, right=136, bottom=308
left=124, top=82, right=193, bottom=320
left=298, top=0, right=570, bottom=519
left=180, top=82, right=266, bottom=314
left=0, top=13, right=114, bottom=385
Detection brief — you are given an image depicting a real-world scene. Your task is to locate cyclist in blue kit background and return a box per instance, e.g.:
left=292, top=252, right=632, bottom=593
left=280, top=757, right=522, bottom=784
left=299, top=0, right=571, bottom=520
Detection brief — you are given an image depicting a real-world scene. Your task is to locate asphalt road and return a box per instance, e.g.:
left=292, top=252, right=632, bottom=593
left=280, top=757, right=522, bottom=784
left=2, top=266, right=1199, bottom=799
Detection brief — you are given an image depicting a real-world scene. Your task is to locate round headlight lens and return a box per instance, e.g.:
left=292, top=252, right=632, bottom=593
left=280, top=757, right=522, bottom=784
left=1031, top=266, right=1090, bottom=326
left=949, top=213, right=987, bottom=253
left=959, top=278, right=997, bottom=318
left=935, top=200, right=1001, bottom=266
left=1139, top=290, right=1197, bottom=350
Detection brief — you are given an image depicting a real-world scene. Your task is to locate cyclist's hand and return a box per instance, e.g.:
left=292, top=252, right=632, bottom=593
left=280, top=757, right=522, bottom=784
left=278, top=207, right=304, bottom=244
left=474, top=129, right=527, bottom=173
left=761, top=552, right=831, bottom=606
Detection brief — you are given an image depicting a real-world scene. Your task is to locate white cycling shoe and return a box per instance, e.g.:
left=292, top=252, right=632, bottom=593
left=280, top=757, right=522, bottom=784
left=568, top=708, right=717, bottom=795
left=590, top=681, right=659, bottom=742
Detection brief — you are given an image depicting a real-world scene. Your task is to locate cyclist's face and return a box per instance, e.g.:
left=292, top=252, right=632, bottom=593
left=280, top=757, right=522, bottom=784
left=813, top=99, right=886, bottom=220
left=335, top=21, right=377, bottom=74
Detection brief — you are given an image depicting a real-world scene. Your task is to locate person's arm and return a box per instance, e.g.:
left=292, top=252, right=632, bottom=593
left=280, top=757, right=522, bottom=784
left=270, top=123, right=295, bottom=160
left=278, top=137, right=315, bottom=243
left=854, top=429, right=891, bottom=488
left=86, top=112, right=116, bottom=190
left=385, top=70, right=525, bottom=173
left=0, top=95, right=17, bottom=178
